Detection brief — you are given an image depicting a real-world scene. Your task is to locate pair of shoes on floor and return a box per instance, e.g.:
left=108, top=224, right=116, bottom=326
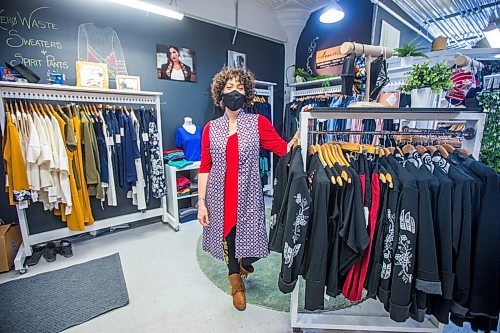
left=42, top=240, right=73, bottom=263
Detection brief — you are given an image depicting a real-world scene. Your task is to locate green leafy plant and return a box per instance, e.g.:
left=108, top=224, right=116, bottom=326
left=394, top=37, right=428, bottom=57
left=293, top=67, right=311, bottom=80
left=293, top=67, right=337, bottom=86
left=400, top=60, right=454, bottom=94
left=477, top=90, right=500, bottom=172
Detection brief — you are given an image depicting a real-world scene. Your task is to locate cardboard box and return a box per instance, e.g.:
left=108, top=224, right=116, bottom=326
left=0, top=224, right=22, bottom=272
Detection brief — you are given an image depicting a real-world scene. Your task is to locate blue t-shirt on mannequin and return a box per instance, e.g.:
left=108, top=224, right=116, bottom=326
left=175, top=118, right=201, bottom=161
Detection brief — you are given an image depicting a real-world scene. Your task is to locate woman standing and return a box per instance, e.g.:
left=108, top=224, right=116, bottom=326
left=160, top=46, right=192, bottom=81
left=198, top=67, right=296, bottom=311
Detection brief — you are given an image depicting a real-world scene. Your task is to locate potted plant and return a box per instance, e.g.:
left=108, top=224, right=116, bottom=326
left=394, top=37, right=428, bottom=67
left=400, top=60, right=454, bottom=107
left=293, top=68, right=310, bottom=83
left=293, top=67, right=337, bottom=87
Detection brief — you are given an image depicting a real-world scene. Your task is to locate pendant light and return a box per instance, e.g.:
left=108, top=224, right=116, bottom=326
left=319, top=0, right=345, bottom=24
left=484, top=20, right=500, bottom=48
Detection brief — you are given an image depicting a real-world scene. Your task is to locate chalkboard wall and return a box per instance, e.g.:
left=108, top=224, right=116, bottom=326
left=0, top=0, right=285, bottom=233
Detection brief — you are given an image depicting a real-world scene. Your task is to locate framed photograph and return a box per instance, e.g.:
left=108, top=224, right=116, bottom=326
left=76, top=61, right=109, bottom=89
left=157, top=44, right=197, bottom=82
left=227, top=50, right=246, bottom=69
left=116, top=75, right=141, bottom=91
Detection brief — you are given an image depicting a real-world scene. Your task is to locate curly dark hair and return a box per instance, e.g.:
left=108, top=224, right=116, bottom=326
left=211, top=67, right=255, bottom=109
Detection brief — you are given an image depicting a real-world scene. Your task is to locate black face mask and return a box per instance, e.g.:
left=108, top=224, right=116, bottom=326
left=222, top=90, right=246, bottom=111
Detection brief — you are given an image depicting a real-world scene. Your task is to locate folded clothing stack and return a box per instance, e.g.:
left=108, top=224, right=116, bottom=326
left=164, top=149, right=193, bottom=169
left=179, top=207, right=198, bottom=223
left=191, top=173, right=198, bottom=194
left=177, top=176, right=191, bottom=197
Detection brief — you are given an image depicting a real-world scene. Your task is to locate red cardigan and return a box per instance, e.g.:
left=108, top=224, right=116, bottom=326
left=200, top=115, right=287, bottom=238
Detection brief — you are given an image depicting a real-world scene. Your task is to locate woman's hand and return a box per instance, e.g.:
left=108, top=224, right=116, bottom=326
left=198, top=203, right=210, bottom=227
left=286, top=105, right=311, bottom=151
left=287, top=129, right=301, bottom=152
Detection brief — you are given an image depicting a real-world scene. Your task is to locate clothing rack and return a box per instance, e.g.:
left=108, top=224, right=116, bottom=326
left=307, top=129, right=472, bottom=137
left=0, top=81, right=169, bottom=274
left=254, top=80, right=277, bottom=193
left=290, top=106, right=486, bottom=332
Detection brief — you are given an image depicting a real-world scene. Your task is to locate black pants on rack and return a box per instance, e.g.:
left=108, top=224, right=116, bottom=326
left=223, top=227, right=259, bottom=275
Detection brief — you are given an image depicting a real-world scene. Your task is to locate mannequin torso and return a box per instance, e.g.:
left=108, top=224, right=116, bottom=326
left=183, top=117, right=196, bottom=134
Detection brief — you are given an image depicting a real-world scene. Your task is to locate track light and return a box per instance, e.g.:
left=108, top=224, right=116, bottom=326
left=106, top=0, right=184, bottom=20
left=320, top=0, right=345, bottom=24
left=484, top=20, right=500, bottom=48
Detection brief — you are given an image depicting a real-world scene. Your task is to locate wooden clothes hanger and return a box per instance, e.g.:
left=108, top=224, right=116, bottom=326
left=402, top=142, right=415, bottom=154
left=456, top=148, right=470, bottom=157
left=427, top=145, right=438, bottom=154
left=308, top=145, right=317, bottom=156
left=331, top=143, right=350, bottom=166
left=443, top=144, right=455, bottom=153
left=315, top=144, right=327, bottom=167
left=415, top=145, right=427, bottom=155
left=321, top=144, right=334, bottom=167
left=435, top=145, right=449, bottom=157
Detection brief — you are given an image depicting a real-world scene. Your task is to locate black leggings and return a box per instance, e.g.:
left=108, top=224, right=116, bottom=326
left=223, top=227, right=259, bottom=275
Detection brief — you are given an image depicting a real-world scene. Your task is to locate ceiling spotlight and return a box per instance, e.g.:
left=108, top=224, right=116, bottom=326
left=484, top=20, right=500, bottom=48
left=106, top=0, right=184, bottom=20
left=320, top=0, right=345, bottom=24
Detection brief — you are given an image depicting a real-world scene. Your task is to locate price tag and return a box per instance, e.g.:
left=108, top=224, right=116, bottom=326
left=142, top=133, right=149, bottom=142
left=115, top=134, right=121, bottom=144
left=5, top=175, right=8, bottom=187
left=106, top=136, right=115, bottom=146
left=31, top=191, right=38, bottom=202
left=48, top=186, right=57, bottom=198
left=18, top=200, right=29, bottom=209
left=120, top=127, right=125, bottom=136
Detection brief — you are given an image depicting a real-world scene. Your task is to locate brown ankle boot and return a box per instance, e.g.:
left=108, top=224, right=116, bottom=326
left=238, top=259, right=254, bottom=279
left=228, top=273, right=246, bottom=311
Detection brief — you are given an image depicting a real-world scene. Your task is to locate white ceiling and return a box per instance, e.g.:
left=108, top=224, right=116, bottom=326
left=391, top=0, right=499, bottom=48
left=254, top=0, right=329, bottom=10
left=255, top=0, right=499, bottom=48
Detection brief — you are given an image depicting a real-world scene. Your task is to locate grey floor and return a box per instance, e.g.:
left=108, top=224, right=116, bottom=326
left=0, top=220, right=293, bottom=333
left=0, top=204, right=477, bottom=333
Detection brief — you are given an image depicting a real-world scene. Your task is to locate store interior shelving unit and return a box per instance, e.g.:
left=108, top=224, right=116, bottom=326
left=293, top=107, right=486, bottom=332
left=255, top=80, right=276, bottom=193
left=288, top=77, right=342, bottom=101
left=164, top=161, right=201, bottom=231
left=0, top=81, right=169, bottom=273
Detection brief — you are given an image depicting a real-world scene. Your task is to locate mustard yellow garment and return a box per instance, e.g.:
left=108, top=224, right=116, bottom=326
left=71, top=107, right=94, bottom=226
left=53, top=111, right=85, bottom=229
left=3, top=113, right=30, bottom=205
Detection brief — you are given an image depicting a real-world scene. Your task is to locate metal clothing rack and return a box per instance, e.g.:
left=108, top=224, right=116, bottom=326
left=255, top=80, right=277, bottom=194
left=0, top=81, right=169, bottom=274
left=291, top=107, right=486, bottom=332
left=307, top=129, right=472, bottom=137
